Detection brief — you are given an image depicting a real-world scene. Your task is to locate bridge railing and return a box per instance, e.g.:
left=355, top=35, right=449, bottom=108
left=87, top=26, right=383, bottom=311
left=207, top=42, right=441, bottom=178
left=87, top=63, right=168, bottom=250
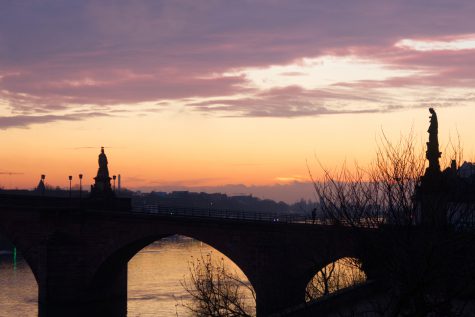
left=132, top=204, right=330, bottom=224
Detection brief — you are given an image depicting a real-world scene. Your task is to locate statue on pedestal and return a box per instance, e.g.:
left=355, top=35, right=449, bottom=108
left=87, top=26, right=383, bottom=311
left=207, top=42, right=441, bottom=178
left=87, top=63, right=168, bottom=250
left=425, top=108, right=441, bottom=175
left=90, top=147, right=114, bottom=198
left=418, top=108, right=447, bottom=226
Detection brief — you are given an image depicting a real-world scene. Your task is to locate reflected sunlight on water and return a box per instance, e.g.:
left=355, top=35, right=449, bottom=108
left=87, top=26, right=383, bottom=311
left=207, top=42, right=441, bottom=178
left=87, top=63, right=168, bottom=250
left=128, top=235, right=253, bottom=317
left=0, top=236, right=253, bottom=317
left=305, top=257, right=366, bottom=301
left=0, top=253, right=38, bottom=317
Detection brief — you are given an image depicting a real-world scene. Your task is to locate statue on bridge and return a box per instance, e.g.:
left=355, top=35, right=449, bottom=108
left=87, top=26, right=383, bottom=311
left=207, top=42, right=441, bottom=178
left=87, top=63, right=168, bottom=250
left=425, top=107, right=441, bottom=174
left=417, top=108, right=449, bottom=226
left=90, top=147, right=114, bottom=198
left=99, top=147, right=108, bottom=171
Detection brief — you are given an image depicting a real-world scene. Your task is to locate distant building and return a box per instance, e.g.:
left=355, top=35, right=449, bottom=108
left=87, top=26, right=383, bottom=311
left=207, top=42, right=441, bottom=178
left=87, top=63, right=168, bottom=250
left=458, top=161, right=475, bottom=179
left=35, top=174, right=46, bottom=194
left=36, top=179, right=45, bottom=193
left=170, top=191, right=189, bottom=197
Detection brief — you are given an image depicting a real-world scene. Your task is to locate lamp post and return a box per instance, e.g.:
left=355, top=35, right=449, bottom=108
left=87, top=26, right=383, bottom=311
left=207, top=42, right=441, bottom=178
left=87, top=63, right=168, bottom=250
left=79, top=174, right=83, bottom=198
left=113, top=175, right=116, bottom=192
left=68, top=175, right=72, bottom=198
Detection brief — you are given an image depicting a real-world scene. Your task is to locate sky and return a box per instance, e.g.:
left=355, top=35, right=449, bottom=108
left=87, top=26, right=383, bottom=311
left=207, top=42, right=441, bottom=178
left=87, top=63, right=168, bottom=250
left=1, top=1, right=475, bottom=203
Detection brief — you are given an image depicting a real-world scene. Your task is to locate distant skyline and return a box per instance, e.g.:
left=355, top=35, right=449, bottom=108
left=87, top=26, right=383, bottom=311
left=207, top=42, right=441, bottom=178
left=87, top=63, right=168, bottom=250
left=1, top=1, right=475, bottom=202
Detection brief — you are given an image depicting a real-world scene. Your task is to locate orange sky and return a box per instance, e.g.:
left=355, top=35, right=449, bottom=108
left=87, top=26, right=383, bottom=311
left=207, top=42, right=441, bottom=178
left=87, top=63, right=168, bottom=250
left=1, top=106, right=474, bottom=198
left=1, top=2, right=475, bottom=202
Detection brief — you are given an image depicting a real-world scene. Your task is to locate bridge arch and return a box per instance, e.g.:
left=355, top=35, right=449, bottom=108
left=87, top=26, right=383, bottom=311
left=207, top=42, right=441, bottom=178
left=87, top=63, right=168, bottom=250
left=90, top=230, right=257, bottom=314
left=128, top=235, right=256, bottom=315
left=0, top=228, right=38, bottom=315
left=0, top=223, right=40, bottom=284
left=305, top=256, right=367, bottom=301
left=92, top=231, right=256, bottom=286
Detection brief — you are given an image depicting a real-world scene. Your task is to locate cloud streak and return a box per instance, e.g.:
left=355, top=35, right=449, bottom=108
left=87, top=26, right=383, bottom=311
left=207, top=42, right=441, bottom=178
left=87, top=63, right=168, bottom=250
left=186, top=85, right=403, bottom=117
left=0, top=112, right=110, bottom=130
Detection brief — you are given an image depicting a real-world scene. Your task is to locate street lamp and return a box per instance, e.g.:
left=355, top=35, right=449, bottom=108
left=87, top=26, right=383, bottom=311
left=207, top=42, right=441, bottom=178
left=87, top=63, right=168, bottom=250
left=68, top=175, right=72, bottom=197
left=113, top=175, right=116, bottom=192
left=79, top=174, right=83, bottom=198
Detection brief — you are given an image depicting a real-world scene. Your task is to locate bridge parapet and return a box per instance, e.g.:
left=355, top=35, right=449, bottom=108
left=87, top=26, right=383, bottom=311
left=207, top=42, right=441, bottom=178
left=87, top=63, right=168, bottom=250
left=0, top=192, right=131, bottom=212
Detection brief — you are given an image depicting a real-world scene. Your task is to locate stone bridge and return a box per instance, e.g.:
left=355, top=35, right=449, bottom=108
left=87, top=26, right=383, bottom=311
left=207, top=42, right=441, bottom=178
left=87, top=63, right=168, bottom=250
left=0, top=194, right=378, bottom=316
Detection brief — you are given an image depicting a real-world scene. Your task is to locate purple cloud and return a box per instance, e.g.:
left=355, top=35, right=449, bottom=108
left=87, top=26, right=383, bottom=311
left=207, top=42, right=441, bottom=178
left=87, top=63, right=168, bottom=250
left=0, top=112, right=110, bottom=129
left=187, top=85, right=403, bottom=117
left=1, top=1, right=475, bottom=119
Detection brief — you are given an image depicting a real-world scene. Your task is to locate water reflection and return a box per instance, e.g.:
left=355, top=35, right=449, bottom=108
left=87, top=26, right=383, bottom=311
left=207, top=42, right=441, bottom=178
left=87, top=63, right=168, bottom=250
left=0, top=251, right=38, bottom=316
left=0, top=236, right=254, bottom=317
left=38, top=301, right=127, bottom=317
left=305, top=257, right=367, bottom=301
left=128, top=235, right=253, bottom=316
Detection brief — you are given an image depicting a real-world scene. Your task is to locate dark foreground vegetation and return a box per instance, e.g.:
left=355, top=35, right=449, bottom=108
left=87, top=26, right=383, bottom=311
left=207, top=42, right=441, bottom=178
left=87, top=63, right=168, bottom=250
left=180, top=109, right=475, bottom=316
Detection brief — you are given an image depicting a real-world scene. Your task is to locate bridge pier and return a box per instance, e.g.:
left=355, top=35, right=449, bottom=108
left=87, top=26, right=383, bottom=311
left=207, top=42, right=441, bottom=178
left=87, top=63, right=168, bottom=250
left=39, top=299, right=126, bottom=317
left=255, top=278, right=307, bottom=316
left=36, top=232, right=128, bottom=317
left=37, top=264, right=128, bottom=317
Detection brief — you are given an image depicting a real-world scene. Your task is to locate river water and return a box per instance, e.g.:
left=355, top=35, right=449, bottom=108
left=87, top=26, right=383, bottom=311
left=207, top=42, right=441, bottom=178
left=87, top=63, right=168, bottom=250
left=0, top=236, right=253, bottom=317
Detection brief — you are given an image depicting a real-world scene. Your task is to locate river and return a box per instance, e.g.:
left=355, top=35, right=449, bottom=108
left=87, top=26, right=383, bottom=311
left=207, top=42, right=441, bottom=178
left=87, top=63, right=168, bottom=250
left=0, top=236, right=254, bottom=317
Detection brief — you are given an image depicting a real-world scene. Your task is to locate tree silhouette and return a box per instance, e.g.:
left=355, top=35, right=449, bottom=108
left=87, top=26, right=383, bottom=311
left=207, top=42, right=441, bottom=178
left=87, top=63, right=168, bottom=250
left=310, top=128, right=475, bottom=316
left=180, top=252, right=256, bottom=317
left=305, top=257, right=366, bottom=301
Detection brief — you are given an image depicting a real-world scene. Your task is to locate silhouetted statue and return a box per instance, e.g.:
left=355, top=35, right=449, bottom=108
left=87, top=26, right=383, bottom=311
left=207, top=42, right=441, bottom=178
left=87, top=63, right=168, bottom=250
left=97, top=147, right=109, bottom=179
left=425, top=108, right=441, bottom=174
left=90, top=147, right=114, bottom=198
left=418, top=108, right=447, bottom=226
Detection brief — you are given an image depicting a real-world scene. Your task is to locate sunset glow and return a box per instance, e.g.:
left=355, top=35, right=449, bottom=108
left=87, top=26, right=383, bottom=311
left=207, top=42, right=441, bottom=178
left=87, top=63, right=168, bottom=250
left=1, top=1, right=475, bottom=202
